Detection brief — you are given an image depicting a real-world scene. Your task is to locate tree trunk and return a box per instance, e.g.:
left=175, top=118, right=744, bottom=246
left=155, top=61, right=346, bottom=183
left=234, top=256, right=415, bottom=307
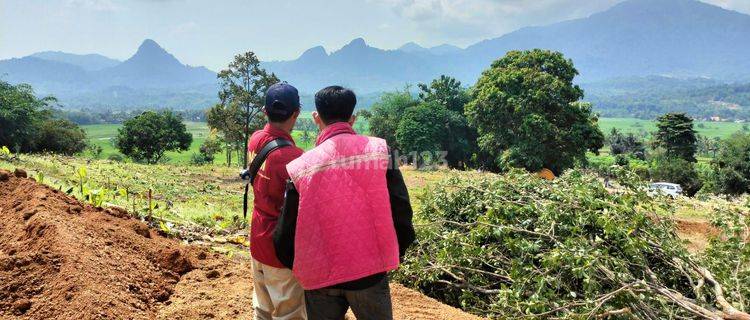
left=226, top=147, right=232, bottom=167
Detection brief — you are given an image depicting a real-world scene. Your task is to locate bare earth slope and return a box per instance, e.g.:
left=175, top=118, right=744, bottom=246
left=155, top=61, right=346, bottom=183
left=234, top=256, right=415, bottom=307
left=0, top=169, right=481, bottom=320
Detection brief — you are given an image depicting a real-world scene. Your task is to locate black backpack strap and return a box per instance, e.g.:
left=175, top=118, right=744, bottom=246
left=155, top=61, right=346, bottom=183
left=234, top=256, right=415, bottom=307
left=247, top=138, right=293, bottom=185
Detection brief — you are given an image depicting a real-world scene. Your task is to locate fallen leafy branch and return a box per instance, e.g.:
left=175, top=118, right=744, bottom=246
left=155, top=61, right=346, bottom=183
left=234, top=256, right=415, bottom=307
left=396, top=169, right=749, bottom=319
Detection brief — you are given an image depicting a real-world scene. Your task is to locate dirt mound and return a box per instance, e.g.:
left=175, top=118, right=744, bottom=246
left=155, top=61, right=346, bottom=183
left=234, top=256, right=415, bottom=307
left=0, top=169, right=202, bottom=319
left=675, top=218, right=720, bottom=252
left=0, top=169, right=482, bottom=319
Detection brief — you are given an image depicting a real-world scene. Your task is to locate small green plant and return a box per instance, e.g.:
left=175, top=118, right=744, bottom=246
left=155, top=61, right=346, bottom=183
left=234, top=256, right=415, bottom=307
left=0, top=146, right=12, bottom=160
left=35, top=171, right=45, bottom=184
left=77, top=166, right=87, bottom=194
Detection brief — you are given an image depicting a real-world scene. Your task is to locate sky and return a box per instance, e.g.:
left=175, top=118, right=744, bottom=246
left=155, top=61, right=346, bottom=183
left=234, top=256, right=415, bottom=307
left=2, top=0, right=750, bottom=71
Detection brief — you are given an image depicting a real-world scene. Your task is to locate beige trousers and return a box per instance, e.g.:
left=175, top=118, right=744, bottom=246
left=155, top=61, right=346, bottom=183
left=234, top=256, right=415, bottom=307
left=252, top=258, right=307, bottom=320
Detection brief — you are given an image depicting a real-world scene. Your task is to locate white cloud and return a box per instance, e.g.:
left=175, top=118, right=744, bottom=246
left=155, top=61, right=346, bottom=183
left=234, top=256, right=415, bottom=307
left=703, top=0, right=750, bottom=14
left=371, top=0, right=750, bottom=45
left=371, top=0, right=621, bottom=43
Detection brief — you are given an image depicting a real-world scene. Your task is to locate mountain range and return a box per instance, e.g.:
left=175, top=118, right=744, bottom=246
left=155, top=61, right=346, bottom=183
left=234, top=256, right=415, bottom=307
left=1, top=0, right=750, bottom=110
left=0, top=39, right=216, bottom=108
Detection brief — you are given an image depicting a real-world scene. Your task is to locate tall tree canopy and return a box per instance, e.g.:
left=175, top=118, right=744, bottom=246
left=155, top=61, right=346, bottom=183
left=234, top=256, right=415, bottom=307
left=711, top=132, right=750, bottom=195
left=208, top=51, right=279, bottom=166
left=418, top=75, right=470, bottom=113
left=396, top=102, right=449, bottom=168
left=364, top=88, right=419, bottom=151
left=115, top=110, right=192, bottom=164
left=466, top=49, right=604, bottom=175
left=654, top=113, right=698, bottom=162
left=0, top=80, right=86, bottom=155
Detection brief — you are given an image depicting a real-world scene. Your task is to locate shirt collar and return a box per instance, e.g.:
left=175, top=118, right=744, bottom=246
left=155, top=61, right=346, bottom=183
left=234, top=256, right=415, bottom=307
left=264, top=123, right=295, bottom=143
left=316, top=122, right=356, bottom=146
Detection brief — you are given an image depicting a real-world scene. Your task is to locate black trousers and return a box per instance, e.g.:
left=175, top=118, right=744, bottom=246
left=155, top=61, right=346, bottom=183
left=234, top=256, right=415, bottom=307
left=304, top=276, right=393, bottom=320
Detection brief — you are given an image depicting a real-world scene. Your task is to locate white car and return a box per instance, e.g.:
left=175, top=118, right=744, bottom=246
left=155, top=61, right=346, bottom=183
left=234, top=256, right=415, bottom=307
left=649, top=182, right=683, bottom=197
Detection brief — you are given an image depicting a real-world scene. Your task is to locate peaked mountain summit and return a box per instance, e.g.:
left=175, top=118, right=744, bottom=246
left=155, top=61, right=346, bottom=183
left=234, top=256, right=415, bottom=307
left=0, top=39, right=217, bottom=108
left=101, top=39, right=215, bottom=89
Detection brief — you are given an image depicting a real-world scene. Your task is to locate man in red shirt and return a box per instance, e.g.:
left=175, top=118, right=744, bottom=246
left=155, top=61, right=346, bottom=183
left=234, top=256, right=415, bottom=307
left=247, top=82, right=306, bottom=319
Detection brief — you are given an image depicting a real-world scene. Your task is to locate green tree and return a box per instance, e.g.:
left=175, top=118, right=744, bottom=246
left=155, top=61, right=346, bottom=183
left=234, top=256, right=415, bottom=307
left=418, top=75, right=470, bottom=113
left=465, top=49, right=604, bottom=175
left=0, top=81, right=55, bottom=151
left=35, top=119, right=88, bottom=155
left=364, top=88, right=419, bottom=150
left=396, top=102, right=448, bottom=168
left=711, top=132, right=750, bottom=195
left=653, top=113, right=697, bottom=162
left=208, top=51, right=279, bottom=166
left=115, top=111, right=192, bottom=164
left=198, top=131, right=224, bottom=164
left=608, top=128, right=646, bottom=160
left=0, top=80, right=87, bottom=154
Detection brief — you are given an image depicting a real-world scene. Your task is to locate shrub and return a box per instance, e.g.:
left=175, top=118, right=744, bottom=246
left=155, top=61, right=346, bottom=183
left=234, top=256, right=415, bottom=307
left=35, top=119, right=88, bottom=155
left=107, top=154, right=124, bottom=162
left=190, top=153, right=209, bottom=165
left=397, top=170, right=748, bottom=319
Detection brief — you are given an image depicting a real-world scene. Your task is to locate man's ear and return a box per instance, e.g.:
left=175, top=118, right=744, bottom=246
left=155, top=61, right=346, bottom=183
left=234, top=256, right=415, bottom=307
left=312, top=111, right=325, bottom=130
left=348, top=114, right=357, bottom=126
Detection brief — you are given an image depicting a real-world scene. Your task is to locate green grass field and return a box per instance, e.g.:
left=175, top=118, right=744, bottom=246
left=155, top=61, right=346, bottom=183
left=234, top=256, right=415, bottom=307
left=84, top=117, right=743, bottom=165
left=598, top=118, right=748, bottom=139
left=83, top=121, right=321, bottom=165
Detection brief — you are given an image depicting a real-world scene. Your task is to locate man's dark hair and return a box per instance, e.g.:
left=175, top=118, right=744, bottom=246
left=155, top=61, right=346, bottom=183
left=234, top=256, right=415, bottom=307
left=267, top=102, right=298, bottom=123
left=315, top=86, right=356, bottom=124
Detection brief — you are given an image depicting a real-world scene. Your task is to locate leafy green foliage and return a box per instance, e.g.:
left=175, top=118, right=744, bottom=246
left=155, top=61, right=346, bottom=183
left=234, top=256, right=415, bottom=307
left=396, top=102, right=448, bottom=168
left=35, top=119, right=88, bottom=155
left=702, top=206, right=750, bottom=309
left=418, top=75, right=470, bottom=113
left=608, top=128, right=646, bottom=160
left=196, top=131, right=223, bottom=164
left=649, top=155, right=703, bottom=196
left=364, top=88, right=419, bottom=150
left=654, top=113, right=698, bottom=163
left=0, top=80, right=87, bottom=154
left=711, top=133, right=750, bottom=195
left=466, top=50, right=604, bottom=175
left=115, top=111, right=192, bottom=164
left=209, top=51, right=279, bottom=167
left=397, top=170, right=746, bottom=318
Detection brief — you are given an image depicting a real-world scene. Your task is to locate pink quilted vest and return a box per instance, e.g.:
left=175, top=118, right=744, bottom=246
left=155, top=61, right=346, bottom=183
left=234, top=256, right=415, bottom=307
left=286, top=122, right=400, bottom=290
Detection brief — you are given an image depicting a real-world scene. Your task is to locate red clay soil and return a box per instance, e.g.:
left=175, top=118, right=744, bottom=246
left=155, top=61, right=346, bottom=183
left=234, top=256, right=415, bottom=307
left=0, top=169, right=481, bottom=320
left=675, top=218, right=721, bottom=252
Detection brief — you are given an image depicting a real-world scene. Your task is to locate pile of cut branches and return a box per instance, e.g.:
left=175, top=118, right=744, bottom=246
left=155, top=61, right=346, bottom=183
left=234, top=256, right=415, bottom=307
left=396, top=169, right=750, bottom=319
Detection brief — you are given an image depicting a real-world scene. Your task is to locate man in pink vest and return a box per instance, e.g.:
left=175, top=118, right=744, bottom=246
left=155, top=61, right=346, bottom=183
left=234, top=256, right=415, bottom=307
left=274, top=86, right=415, bottom=319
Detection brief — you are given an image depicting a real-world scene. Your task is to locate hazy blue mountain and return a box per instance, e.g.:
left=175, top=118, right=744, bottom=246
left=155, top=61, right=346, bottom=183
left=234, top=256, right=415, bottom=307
left=398, top=42, right=429, bottom=54
left=98, top=39, right=215, bottom=89
left=263, top=37, right=444, bottom=93
left=266, top=0, right=750, bottom=93
left=0, top=39, right=217, bottom=109
left=398, top=42, right=462, bottom=55
left=428, top=44, right=462, bottom=55
left=30, top=51, right=120, bottom=71
left=456, top=0, right=750, bottom=84
left=0, top=57, right=93, bottom=96
left=3, top=0, right=750, bottom=110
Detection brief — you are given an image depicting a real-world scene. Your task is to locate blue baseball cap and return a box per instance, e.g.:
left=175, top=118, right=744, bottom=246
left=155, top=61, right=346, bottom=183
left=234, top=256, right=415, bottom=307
left=265, top=82, right=301, bottom=117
